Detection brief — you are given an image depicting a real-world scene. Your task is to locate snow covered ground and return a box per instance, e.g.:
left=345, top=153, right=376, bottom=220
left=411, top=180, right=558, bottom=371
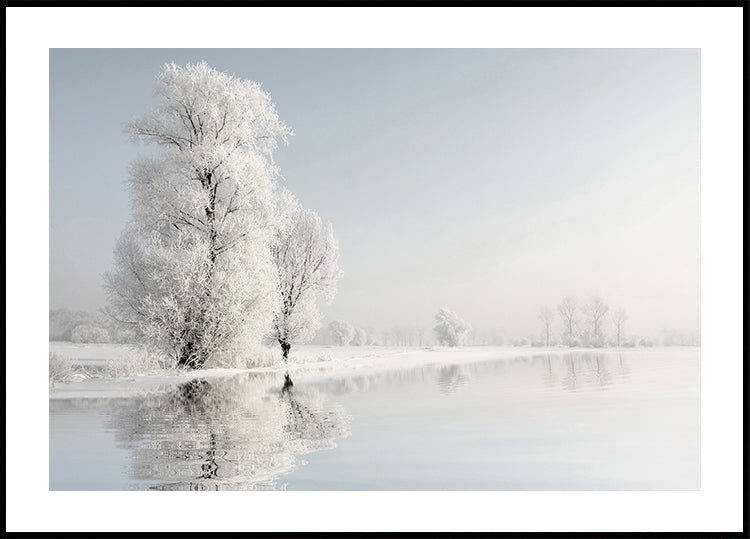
left=48, top=342, right=516, bottom=399
left=49, top=341, right=687, bottom=400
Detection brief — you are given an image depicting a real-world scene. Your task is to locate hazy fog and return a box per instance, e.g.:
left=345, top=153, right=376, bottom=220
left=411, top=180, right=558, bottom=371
left=50, top=48, right=699, bottom=339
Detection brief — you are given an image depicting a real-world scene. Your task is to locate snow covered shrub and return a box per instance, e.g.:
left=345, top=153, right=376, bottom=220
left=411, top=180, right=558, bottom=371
left=49, top=352, right=73, bottom=385
left=70, top=324, right=111, bottom=343
left=103, top=350, right=172, bottom=378
left=204, top=347, right=279, bottom=369
left=315, top=352, right=334, bottom=362
left=289, top=350, right=334, bottom=364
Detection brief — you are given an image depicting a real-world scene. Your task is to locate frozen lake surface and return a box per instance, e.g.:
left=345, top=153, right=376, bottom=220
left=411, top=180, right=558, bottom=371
left=50, top=347, right=699, bottom=490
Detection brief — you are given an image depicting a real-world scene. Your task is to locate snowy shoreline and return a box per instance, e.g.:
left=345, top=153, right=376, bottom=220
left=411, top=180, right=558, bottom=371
left=49, top=342, right=700, bottom=400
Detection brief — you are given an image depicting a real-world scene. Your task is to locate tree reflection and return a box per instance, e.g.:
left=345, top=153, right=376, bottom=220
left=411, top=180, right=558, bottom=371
left=436, top=364, right=471, bottom=395
left=108, top=373, right=350, bottom=490
left=541, top=354, right=556, bottom=389
left=559, top=353, right=619, bottom=392
left=617, top=352, right=631, bottom=377
left=590, top=354, right=612, bottom=388
left=562, top=355, right=579, bottom=392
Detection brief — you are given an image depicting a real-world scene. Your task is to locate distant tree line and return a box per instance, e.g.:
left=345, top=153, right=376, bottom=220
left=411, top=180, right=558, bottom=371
left=326, top=320, right=373, bottom=346
left=530, top=295, right=631, bottom=348
left=321, top=307, right=474, bottom=348
left=526, top=295, right=653, bottom=348
left=49, top=309, right=134, bottom=344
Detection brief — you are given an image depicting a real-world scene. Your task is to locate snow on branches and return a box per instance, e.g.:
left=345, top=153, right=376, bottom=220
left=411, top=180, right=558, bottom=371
left=106, top=62, right=292, bottom=368
left=433, top=307, right=472, bottom=347
left=271, top=195, right=342, bottom=360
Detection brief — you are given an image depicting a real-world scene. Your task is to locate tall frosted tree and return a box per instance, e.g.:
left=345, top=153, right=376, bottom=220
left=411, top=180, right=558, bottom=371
left=557, top=296, right=579, bottom=346
left=271, top=196, right=342, bottom=361
left=585, top=295, right=609, bottom=345
left=538, top=306, right=554, bottom=347
left=612, top=308, right=628, bottom=347
left=105, top=62, right=291, bottom=368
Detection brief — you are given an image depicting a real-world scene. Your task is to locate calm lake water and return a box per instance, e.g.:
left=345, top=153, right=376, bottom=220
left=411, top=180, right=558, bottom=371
left=49, top=349, right=700, bottom=490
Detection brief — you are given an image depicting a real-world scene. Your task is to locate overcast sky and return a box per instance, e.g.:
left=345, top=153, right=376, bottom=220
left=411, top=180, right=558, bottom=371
left=50, top=48, right=700, bottom=338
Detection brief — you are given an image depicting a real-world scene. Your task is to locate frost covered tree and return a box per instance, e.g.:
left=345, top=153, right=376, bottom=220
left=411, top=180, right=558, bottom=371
left=71, top=324, right=111, bottom=344
left=271, top=197, right=342, bottom=361
left=585, top=296, right=609, bottom=345
left=557, top=296, right=579, bottom=346
left=538, top=306, right=554, bottom=347
left=350, top=327, right=368, bottom=346
left=433, top=307, right=472, bottom=347
left=328, top=320, right=355, bottom=346
left=105, top=62, right=292, bottom=369
left=612, top=308, right=628, bottom=347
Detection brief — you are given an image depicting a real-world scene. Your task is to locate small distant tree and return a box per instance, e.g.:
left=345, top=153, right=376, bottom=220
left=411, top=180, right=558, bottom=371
left=557, top=296, right=579, bottom=346
left=328, top=320, right=355, bottom=346
left=538, top=307, right=554, bottom=347
left=350, top=327, right=368, bottom=346
left=271, top=198, right=342, bottom=361
left=612, top=308, right=628, bottom=347
left=433, top=307, right=472, bottom=347
left=50, top=309, right=113, bottom=342
left=71, top=324, right=111, bottom=344
left=585, top=296, right=609, bottom=346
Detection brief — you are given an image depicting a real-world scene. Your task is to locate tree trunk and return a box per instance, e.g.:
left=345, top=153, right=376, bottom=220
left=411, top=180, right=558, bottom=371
left=175, top=169, right=218, bottom=371
left=279, top=339, right=291, bottom=361
left=282, top=371, right=294, bottom=392
left=177, top=338, right=196, bottom=368
left=176, top=327, right=210, bottom=369
left=177, top=342, right=209, bottom=369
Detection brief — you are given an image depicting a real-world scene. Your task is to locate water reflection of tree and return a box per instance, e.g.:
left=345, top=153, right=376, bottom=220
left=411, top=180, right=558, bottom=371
left=617, top=353, right=631, bottom=377
left=436, top=364, right=471, bottom=395
left=108, top=373, right=349, bottom=491
left=538, top=354, right=556, bottom=389
left=560, top=353, right=615, bottom=392
left=589, top=353, right=612, bottom=388
left=562, top=355, right=579, bottom=392
left=314, top=352, right=631, bottom=400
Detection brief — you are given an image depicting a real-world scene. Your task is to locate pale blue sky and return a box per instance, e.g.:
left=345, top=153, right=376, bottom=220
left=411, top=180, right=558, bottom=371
left=50, top=48, right=700, bottom=337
